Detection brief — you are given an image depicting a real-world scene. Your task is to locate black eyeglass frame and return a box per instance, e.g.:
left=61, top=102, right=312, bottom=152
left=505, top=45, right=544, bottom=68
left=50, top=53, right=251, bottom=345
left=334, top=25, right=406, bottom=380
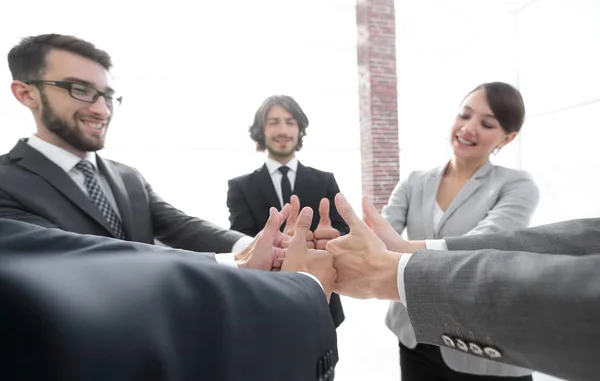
left=23, top=80, right=123, bottom=106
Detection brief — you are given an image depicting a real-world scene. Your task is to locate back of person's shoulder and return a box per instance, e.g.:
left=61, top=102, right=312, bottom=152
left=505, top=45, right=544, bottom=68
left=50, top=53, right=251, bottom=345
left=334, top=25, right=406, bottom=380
left=303, top=165, right=333, bottom=177
left=229, top=168, right=261, bottom=184
left=491, top=165, right=532, bottom=180
left=490, top=165, right=536, bottom=188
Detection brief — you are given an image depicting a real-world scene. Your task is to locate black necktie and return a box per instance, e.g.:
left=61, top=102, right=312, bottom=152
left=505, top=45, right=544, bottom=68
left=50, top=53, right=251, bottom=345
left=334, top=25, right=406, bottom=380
left=278, top=166, right=292, bottom=206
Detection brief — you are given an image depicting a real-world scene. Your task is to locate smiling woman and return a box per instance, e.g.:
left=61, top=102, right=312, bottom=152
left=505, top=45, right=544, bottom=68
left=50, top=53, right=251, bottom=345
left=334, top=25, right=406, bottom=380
left=381, top=81, right=539, bottom=381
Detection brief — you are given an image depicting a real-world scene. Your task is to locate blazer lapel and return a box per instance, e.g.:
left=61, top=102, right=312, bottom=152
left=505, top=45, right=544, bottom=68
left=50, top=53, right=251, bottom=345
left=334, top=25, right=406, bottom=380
left=8, top=140, right=115, bottom=235
left=292, top=162, right=313, bottom=206
left=421, top=166, right=445, bottom=239
left=255, top=164, right=281, bottom=209
left=435, top=161, right=493, bottom=236
left=96, top=156, right=134, bottom=239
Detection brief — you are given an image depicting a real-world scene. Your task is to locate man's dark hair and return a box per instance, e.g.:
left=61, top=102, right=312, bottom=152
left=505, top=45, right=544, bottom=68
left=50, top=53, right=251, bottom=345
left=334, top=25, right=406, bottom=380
left=7, top=33, right=112, bottom=81
left=249, top=95, right=309, bottom=152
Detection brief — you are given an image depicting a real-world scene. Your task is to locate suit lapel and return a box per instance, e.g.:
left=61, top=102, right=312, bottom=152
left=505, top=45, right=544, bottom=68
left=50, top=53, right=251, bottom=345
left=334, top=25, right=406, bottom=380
left=9, top=140, right=115, bottom=235
left=255, top=164, right=281, bottom=209
left=435, top=161, right=493, bottom=235
left=293, top=162, right=313, bottom=205
left=96, top=156, right=134, bottom=239
left=421, top=166, right=444, bottom=239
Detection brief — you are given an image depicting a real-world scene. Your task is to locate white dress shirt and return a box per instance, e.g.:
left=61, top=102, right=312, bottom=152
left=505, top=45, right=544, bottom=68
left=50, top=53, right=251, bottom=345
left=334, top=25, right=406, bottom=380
left=265, top=156, right=298, bottom=208
left=27, top=135, right=121, bottom=217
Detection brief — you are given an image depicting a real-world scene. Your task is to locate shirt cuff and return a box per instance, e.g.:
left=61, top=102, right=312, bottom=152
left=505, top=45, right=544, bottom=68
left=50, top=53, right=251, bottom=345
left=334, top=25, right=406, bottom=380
left=215, top=253, right=238, bottom=268
left=298, top=271, right=324, bottom=292
left=425, top=239, right=448, bottom=250
left=397, top=253, right=413, bottom=307
left=232, top=235, right=254, bottom=253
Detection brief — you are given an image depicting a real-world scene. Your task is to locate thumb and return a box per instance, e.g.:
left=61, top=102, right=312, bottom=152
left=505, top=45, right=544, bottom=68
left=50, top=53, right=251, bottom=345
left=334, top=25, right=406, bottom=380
left=318, top=198, right=331, bottom=227
left=278, top=203, right=292, bottom=229
left=286, top=195, right=301, bottom=230
left=289, top=206, right=313, bottom=250
left=262, top=207, right=281, bottom=238
left=335, top=193, right=368, bottom=232
left=361, top=195, right=384, bottom=227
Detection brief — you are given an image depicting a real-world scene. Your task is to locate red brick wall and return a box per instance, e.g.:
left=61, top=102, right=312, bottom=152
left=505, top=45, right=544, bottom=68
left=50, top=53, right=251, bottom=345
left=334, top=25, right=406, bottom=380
left=356, top=0, right=400, bottom=211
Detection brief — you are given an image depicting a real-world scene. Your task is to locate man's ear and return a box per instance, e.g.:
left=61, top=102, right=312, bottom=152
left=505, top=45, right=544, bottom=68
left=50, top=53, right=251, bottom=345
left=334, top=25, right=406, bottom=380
left=11, top=80, right=41, bottom=110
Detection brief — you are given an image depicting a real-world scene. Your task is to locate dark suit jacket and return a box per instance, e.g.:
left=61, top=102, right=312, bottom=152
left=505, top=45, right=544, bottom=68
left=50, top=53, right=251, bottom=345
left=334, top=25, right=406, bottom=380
left=227, top=162, right=349, bottom=236
left=0, top=219, right=337, bottom=381
left=0, top=139, right=244, bottom=253
left=227, top=162, right=348, bottom=328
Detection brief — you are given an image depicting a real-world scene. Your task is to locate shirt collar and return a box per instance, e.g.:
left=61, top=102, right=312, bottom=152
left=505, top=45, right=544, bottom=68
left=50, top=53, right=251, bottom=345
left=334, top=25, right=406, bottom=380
left=265, top=156, right=298, bottom=175
left=27, top=134, right=98, bottom=173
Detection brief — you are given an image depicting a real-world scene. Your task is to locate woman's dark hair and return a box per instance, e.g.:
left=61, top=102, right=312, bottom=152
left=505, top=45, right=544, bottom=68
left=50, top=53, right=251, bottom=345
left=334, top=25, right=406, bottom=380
left=464, top=82, right=525, bottom=133
left=249, top=95, right=309, bottom=152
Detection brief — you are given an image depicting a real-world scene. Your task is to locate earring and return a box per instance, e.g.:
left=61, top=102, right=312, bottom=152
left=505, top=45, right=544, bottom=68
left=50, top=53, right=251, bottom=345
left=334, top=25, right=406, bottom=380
left=492, top=147, right=501, bottom=156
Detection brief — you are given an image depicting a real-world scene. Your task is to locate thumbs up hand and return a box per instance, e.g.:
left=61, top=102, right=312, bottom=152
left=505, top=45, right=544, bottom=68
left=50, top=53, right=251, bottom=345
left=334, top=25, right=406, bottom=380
left=313, top=198, right=341, bottom=250
left=326, top=193, right=401, bottom=301
left=283, top=195, right=315, bottom=249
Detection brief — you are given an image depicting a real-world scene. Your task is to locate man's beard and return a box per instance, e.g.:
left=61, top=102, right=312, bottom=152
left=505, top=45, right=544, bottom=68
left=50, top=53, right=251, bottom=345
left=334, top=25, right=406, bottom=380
left=266, top=145, right=296, bottom=159
left=40, top=90, right=108, bottom=152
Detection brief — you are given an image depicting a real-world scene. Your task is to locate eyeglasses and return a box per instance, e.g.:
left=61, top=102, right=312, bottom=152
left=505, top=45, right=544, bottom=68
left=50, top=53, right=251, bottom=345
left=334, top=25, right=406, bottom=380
left=23, top=80, right=123, bottom=107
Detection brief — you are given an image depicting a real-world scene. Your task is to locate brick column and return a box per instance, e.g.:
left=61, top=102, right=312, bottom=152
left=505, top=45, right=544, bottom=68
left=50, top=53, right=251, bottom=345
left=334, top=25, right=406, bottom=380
left=356, top=0, right=399, bottom=211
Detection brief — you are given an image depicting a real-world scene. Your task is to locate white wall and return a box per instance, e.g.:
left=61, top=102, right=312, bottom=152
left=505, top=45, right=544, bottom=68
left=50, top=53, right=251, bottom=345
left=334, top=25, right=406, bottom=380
left=393, top=0, right=598, bottom=380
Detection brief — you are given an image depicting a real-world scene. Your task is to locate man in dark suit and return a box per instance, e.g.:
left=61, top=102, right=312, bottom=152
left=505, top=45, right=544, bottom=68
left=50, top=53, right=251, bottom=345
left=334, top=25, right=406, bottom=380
left=1, top=33, right=252, bottom=254
left=227, top=95, right=348, bottom=327
left=0, top=207, right=338, bottom=381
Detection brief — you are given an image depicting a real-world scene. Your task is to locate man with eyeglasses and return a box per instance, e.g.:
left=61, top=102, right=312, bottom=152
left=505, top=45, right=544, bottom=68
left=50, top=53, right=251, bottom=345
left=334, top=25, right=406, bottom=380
left=0, top=34, right=267, bottom=259
left=0, top=33, right=339, bottom=381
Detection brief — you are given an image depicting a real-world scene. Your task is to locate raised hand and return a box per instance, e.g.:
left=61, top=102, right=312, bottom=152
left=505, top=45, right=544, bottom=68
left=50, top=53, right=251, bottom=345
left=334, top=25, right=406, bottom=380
left=282, top=206, right=335, bottom=301
left=282, top=195, right=315, bottom=249
left=313, top=198, right=340, bottom=250
left=235, top=207, right=287, bottom=271
left=361, top=195, right=410, bottom=253
left=326, top=193, right=401, bottom=301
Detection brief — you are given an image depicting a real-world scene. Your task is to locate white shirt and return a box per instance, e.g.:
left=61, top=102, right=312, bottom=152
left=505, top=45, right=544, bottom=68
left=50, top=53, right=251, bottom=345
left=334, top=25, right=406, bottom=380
left=25, top=136, right=322, bottom=289
left=265, top=156, right=298, bottom=209
left=27, top=135, right=121, bottom=217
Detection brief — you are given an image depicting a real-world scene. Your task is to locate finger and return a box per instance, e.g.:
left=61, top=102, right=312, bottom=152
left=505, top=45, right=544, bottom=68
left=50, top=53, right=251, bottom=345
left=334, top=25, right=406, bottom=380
left=363, top=211, right=373, bottom=229
left=315, top=239, right=329, bottom=250
left=278, top=203, right=291, bottom=228
left=362, top=194, right=384, bottom=227
left=285, top=195, right=301, bottom=232
left=306, top=241, right=316, bottom=249
left=334, top=193, right=367, bottom=231
left=289, top=206, right=313, bottom=249
left=263, top=207, right=281, bottom=237
left=318, top=198, right=331, bottom=227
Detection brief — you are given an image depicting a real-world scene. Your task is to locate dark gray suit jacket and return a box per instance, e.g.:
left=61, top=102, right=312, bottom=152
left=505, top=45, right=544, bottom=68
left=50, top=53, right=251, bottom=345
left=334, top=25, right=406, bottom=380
left=406, top=218, right=600, bottom=381
left=0, top=218, right=337, bottom=381
left=0, top=139, right=244, bottom=253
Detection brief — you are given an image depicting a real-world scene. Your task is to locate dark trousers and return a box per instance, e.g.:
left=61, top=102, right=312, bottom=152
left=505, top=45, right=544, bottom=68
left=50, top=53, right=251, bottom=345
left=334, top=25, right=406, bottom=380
left=400, top=343, right=533, bottom=381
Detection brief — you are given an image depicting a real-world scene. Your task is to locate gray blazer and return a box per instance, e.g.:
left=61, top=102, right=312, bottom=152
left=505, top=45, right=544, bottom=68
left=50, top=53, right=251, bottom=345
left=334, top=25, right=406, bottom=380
left=406, top=218, right=600, bottom=381
left=382, top=161, right=539, bottom=376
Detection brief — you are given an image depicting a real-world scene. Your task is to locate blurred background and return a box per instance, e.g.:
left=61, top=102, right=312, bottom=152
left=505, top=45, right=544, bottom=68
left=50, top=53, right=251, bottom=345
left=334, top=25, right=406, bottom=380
left=1, top=0, right=598, bottom=379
